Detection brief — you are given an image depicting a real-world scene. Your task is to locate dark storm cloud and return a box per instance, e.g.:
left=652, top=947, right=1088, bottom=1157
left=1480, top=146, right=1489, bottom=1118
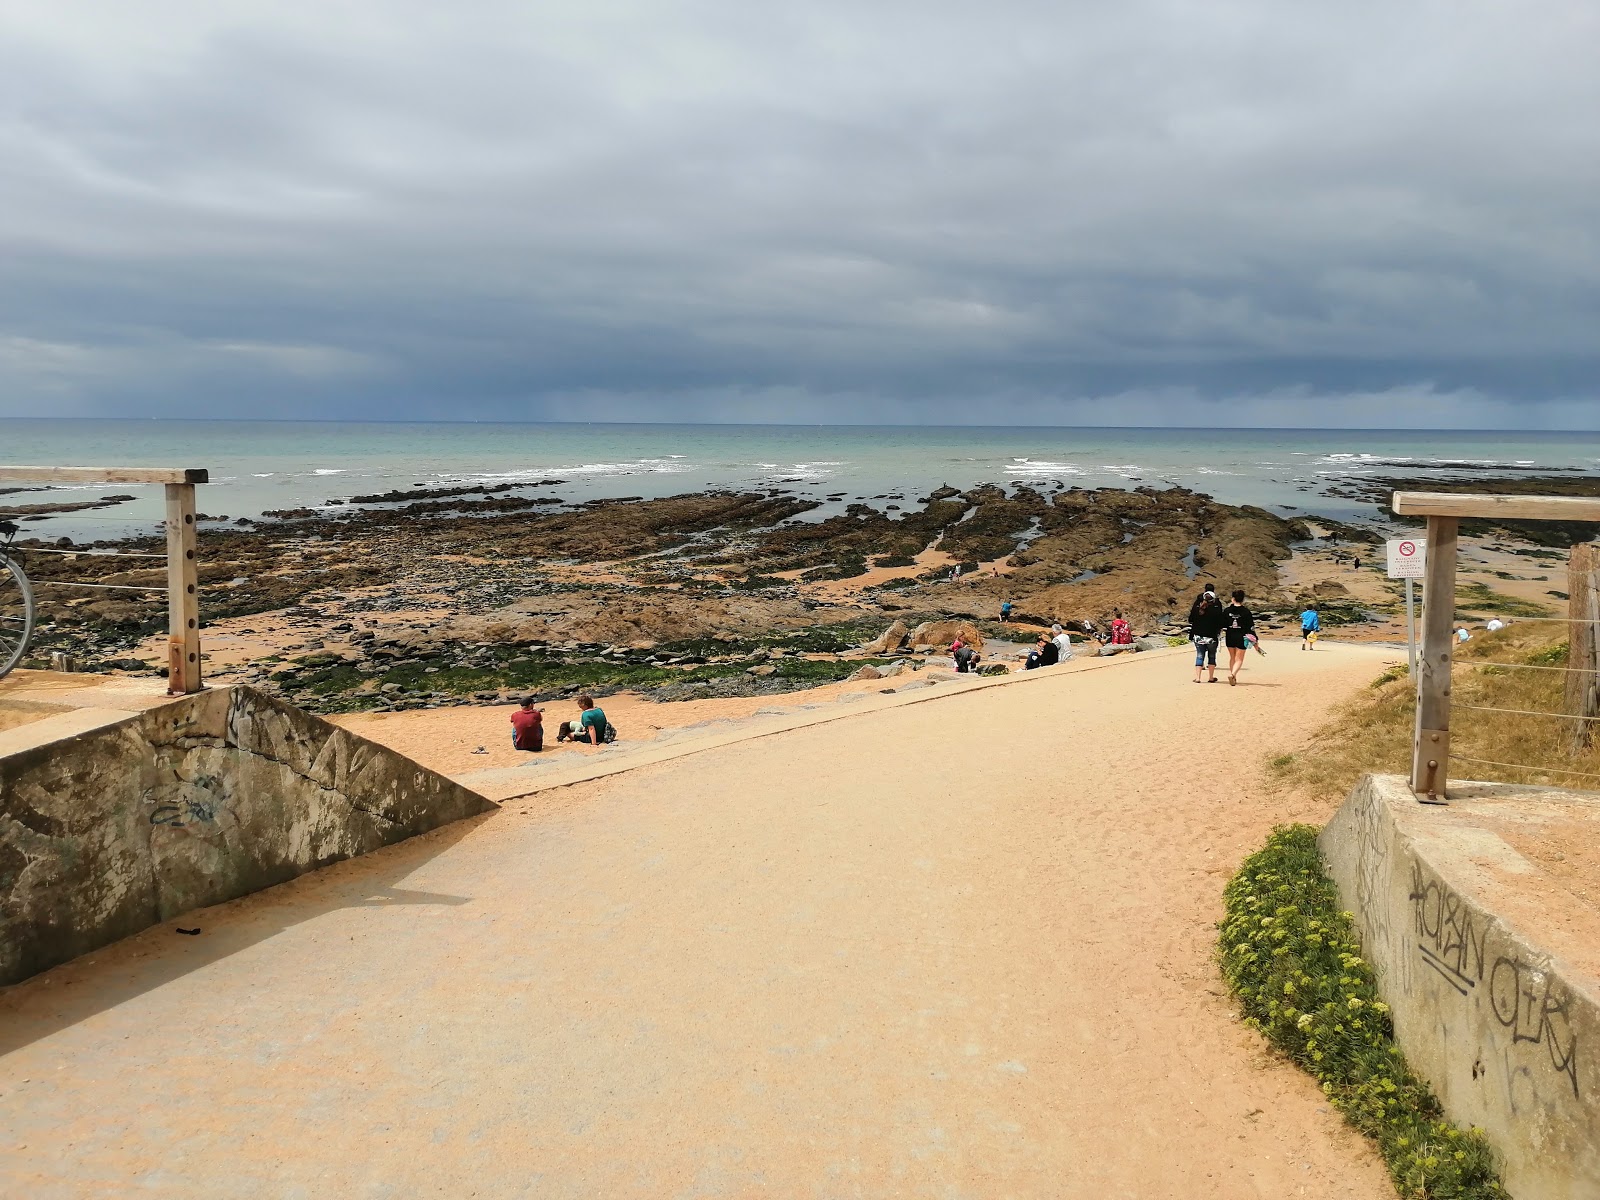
left=1, top=0, right=1596, bottom=426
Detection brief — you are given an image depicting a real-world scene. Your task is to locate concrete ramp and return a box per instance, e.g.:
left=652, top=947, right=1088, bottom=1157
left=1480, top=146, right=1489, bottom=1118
left=1321, top=774, right=1600, bottom=1200
left=0, top=684, right=494, bottom=986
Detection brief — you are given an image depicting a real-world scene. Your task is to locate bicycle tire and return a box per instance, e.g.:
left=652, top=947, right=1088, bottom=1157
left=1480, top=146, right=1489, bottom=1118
left=0, top=554, right=35, bottom=679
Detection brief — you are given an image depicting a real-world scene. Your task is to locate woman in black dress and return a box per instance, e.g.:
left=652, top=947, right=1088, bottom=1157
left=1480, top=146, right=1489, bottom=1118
left=1221, top=588, right=1255, bottom=686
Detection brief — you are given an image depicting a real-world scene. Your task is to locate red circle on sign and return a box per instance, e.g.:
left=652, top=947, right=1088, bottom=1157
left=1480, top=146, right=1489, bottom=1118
left=1399, top=541, right=1416, bottom=556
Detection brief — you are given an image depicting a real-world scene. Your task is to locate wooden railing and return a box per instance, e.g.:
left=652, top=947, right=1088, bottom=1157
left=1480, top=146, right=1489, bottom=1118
left=1391, top=491, right=1600, bottom=800
left=0, top=466, right=209, bottom=694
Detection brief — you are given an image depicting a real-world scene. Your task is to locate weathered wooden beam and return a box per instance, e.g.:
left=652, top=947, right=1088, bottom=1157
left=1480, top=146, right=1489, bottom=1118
left=1411, top=515, right=1459, bottom=800
left=1392, top=491, right=1600, bottom=522
left=165, top=483, right=203, bottom=695
left=1568, top=543, right=1600, bottom=752
left=0, top=466, right=209, bottom=485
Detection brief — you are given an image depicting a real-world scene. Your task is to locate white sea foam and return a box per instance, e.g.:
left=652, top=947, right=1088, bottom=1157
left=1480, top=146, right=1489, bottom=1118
left=1005, top=460, right=1084, bottom=476
left=313, top=468, right=346, bottom=475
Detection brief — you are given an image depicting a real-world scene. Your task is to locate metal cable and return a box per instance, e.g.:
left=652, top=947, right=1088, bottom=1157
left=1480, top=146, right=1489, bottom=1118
left=1454, top=659, right=1587, bottom=674
left=31, top=581, right=166, bottom=593
left=1452, top=755, right=1600, bottom=782
left=1454, top=702, right=1600, bottom=722
left=21, top=547, right=167, bottom=559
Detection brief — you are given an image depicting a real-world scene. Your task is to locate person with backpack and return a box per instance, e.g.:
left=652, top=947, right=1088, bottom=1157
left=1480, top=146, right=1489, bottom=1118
left=510, top=697, right=544, bottom=752
left=1222, top=589, right=1256, bottom=686
left=1300, top=604, right=1321, bottom=650
left=1190, top=592, right=1224, bottom=683
left=558, top=694, right=613, bottom=746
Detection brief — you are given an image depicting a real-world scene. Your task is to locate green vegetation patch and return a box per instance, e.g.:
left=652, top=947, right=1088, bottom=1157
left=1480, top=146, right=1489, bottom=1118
left=270, top=630, right=887, bottom=714
left=1220, top=826, right=1504, bottom=1199
left=1453, top=581, right=1553, bottom=620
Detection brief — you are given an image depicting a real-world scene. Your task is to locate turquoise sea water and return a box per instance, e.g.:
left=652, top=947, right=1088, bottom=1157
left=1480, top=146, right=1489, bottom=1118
left=2, top=420, right=1597, bottom=541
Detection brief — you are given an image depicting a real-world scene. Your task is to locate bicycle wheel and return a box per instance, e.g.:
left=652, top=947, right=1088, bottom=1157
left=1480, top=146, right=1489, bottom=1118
left=0, top=554, right=35, bottom=679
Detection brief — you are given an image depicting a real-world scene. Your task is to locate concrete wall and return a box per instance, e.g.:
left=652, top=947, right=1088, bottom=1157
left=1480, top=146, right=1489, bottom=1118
left=0, top=685, right=493, bottom=986
left=1321, top=775, right=1600, bottom=1200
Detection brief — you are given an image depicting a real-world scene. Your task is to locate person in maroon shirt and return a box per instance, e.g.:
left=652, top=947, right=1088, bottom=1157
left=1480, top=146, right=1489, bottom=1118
left=510, top=697, right=544, bottom=751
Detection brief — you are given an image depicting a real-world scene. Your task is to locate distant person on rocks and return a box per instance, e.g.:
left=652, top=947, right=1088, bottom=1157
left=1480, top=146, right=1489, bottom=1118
left=1050, top=623, right=1074, bottom=660
left=1110, top=610, right=1133, bottom=645
left=1222, top=589, right=1256, bottom=686
left=1000, top=599, right=1013, bottom=623
left=1486, top=618, right=1506, bottom=632
left=510, top=697, right=544, bottom=752
left=1456, top=626, right=1472, bottom=644
left=1190, top=592, right=1224, bottom=684
left=1300, top=604, right=1321, bottom=650
left=557, top=694, right=612, bottom=745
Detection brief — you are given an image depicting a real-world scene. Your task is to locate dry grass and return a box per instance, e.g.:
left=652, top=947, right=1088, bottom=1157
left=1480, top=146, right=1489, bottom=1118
left=1270, top=621, right=1600, bottom=803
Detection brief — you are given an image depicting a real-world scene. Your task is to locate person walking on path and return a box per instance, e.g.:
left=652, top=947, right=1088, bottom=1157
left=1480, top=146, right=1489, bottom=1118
left=1190, top=591, right=1224, bottom=683
left=1300, top=604, right=1320, bottom=650
left=1222, top=589, right=1256, bottom=685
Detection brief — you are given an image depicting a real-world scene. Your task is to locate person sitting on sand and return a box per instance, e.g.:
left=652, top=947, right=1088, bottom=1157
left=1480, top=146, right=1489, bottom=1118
left=510, top=696, right=544, bottom=752
left=557, top=694, right=612, bottom=745
left=1050, top=623, right=1074, bottom=660
left=1109, top=610, right=1133, bottom=645
left=1027, top=634, right=1059, bottom=668
left=1300, top=604, right=1320, bottom=650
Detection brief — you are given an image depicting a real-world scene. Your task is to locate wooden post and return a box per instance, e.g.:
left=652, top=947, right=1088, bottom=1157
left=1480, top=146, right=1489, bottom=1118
left=1567, top=542, right=1600, bottom=752
left=165, top=482, right=203, bottom=694
left=1411, top=515, right=1458, bottom=800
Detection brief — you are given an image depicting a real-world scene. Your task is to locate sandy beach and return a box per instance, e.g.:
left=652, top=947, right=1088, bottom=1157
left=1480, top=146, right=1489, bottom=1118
left=0, top=638, right=1403, bottom=1197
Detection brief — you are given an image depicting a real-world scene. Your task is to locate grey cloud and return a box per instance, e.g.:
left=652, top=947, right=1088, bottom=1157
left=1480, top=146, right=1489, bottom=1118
left=0, top=0, right=1596, bottom=425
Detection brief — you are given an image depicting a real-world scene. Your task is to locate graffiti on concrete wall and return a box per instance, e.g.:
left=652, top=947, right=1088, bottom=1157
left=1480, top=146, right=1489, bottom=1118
left=1408, top=859, right=1581, bottom=1100
left=1489, top=954, right=1581, bottom=1099
left=1409, top=860, right=1487, bottom=996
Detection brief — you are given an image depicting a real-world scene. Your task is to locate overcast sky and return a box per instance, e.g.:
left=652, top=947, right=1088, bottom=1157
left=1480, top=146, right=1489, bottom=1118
left=1, top=0, right=1596, bottom=427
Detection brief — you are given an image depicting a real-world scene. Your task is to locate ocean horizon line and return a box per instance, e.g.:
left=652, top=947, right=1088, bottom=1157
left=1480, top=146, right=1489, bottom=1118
left=3, top=416, right=1598, bottom=435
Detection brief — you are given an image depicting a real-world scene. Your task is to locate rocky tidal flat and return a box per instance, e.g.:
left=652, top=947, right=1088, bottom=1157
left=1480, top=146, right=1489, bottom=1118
left=8, top=475, right=1521, bottom=710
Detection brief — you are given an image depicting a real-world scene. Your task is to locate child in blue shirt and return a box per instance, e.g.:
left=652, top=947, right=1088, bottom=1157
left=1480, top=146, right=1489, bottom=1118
left=1300, top=605, right=1320, bottom=650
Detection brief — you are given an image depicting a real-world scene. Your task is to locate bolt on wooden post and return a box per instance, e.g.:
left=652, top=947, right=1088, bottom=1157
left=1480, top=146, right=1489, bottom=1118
left=165, top=482, right=203, bottom=694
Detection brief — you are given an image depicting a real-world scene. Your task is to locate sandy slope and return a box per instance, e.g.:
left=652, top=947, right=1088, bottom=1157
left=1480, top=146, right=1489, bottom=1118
left=0, top=639, right=1402, bottom=1197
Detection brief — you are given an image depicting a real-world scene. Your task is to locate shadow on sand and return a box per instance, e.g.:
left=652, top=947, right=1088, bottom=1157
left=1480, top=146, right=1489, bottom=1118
left=0, top=812, right=493, bottom=1057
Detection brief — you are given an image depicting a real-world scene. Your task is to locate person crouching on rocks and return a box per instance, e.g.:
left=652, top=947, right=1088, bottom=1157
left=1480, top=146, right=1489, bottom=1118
left=510, top=696, right=544, bottom=752
left=558, top=695, right=611, bottom=746
left=952, top=640, right=981, bottom=673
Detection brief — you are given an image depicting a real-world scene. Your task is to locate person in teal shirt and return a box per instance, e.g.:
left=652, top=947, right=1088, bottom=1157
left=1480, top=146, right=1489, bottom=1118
left=558, top=694, right=611, bottom=745
left=1300, top=605, right=1320, bottom=650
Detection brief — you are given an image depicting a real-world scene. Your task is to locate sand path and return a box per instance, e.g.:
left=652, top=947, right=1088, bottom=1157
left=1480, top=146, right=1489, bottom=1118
left=1, top=641, right=1400, bottom=1197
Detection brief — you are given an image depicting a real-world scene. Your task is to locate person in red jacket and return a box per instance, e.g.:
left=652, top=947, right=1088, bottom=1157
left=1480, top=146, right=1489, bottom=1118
left=1110, top=610, right=1133, bottom=645
left=510, top=697, right=544, bottom=752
